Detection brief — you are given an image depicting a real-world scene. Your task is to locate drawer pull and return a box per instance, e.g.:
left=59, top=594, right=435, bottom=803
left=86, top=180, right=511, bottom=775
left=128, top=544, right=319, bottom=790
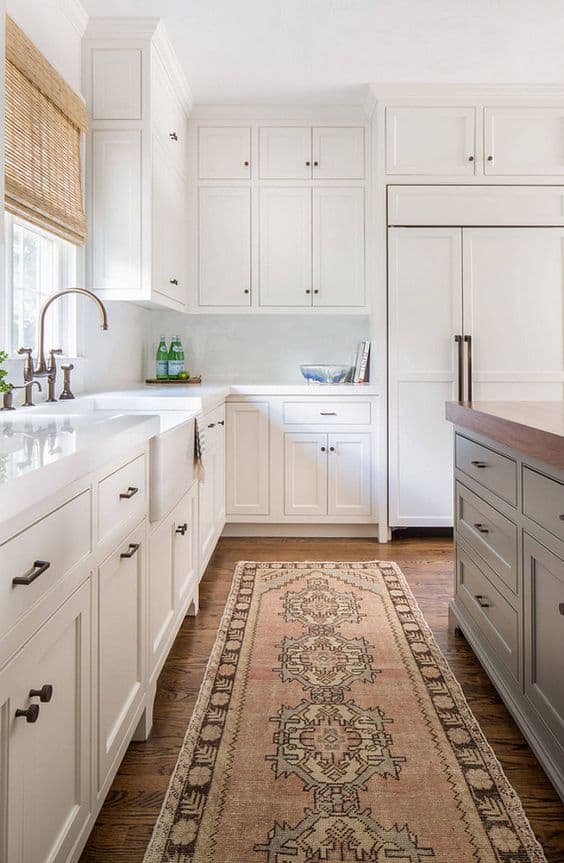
left=473, top=523, right=489, bottom=534
left=15, top=704, right=40, bottom=723
left=12, top=560, right=50, bottom=586
left=471, top=460, right=488, bottom=469
left=30, top=684, right=53, bottom=703
left=208, top=422, right=216, bottom=428
left=560, top=515, right=564, bottom=521
left=559, top=603, right=564, bottom=616
left=320, top=411, right=337, bottom=416
left=475, top=594, right=491, bottom=608
left=119, top=486, right=139, bottom=500
left=120, top=543, right=140, bottom=560
left=218, top=420, right=225, bottom=426
left=176, top=523, right=188, bottom=536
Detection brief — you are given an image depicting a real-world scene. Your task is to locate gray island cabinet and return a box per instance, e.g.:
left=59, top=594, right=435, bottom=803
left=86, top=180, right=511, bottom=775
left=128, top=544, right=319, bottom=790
left=446, top=401, right=564, bottom=801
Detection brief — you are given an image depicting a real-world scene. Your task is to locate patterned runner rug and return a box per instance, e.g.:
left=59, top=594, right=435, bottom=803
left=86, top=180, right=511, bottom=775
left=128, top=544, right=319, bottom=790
left=144, top=561, right=546, bottom=863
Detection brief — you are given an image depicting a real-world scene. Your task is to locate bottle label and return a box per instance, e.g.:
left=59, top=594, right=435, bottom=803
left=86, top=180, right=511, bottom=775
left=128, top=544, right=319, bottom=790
left=156, top=360, right=168, bottom=378
left=168, top=360, right=184, bottom=377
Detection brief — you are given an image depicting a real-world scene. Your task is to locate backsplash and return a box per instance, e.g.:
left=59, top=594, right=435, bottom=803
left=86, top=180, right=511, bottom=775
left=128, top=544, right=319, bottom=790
left=149, top=314, right=371, bottom=383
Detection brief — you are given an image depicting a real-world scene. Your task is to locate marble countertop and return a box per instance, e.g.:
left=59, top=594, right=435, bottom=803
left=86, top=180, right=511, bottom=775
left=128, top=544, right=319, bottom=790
left=446, top=401, right=564, bottom=470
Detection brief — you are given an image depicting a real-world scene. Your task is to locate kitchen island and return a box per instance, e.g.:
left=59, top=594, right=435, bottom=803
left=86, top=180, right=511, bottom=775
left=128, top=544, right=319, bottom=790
left=446, top=400, right=564, bottom=801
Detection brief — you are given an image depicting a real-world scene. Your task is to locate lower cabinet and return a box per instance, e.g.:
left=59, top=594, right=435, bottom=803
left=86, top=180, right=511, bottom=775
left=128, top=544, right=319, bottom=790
left=149, top=485, right=198, bottom=682
left=285, top=432, right=372, bottom=517
left=0, top=581, right=91, bottom=863
left=523, top=535, right=564, bottom=745
left=199, top=406, right=226, bottom=575
left=226, top=402, right=269, bottom=516
left=97, top=521, right=145, bottom=793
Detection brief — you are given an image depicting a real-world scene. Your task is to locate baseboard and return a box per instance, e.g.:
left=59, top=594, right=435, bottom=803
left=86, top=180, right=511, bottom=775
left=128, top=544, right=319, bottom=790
left=221, top=523, right=381, bottom=538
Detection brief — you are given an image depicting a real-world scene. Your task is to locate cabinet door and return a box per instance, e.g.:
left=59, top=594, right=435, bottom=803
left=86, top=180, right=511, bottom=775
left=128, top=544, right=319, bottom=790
left=173, top=485, right=197, bottom=614
left=388, top=228, right=462, bottom=526
left=90, top=130, right=142, bottom=295
left=386, top=106, right=476, bottom=176
left=523, top=536, right=564, bottom=743
left=199, top=188, right=251, bottom=306
left=327, top=433, right=372, bottom=517
left=226, top=402, right=270, bottom=516
left=259, top=127, right=311, bottom=179
left=484, top=107, right=564, bottom=175
left=463, top=228, right=564, bottom=400
left=153, top=135, right=186, bottom=307
left=313, top=188, right=365, bottom=307
left=284, top=433, right=327, bottom=516
left=259, top=188, right=312, bottom=306
left=214, top=409, right=226, bottom=531
left=149, top=515, right=175, bottom=677
left=198, top=127, right=251, bottom=179
left=98, top=524, right=145, bottom=791
left=313, top=127, right=364, bottom=179
left=0, top=583, right=91, bottom=863
left=198, top=470, right=215, bottom=577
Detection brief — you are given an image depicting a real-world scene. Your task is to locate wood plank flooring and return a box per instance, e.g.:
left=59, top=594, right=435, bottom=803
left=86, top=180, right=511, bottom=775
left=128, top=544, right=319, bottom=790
left=79, top=537, right=564, bottom=862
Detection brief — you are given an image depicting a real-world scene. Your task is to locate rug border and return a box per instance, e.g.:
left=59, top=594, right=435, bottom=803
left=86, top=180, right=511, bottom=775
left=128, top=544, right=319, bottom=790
left=142, top=560, right=548, bottom=863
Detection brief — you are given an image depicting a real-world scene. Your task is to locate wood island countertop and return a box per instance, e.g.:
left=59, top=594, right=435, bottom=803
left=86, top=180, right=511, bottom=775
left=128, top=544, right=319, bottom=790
left=445, top=401, right=564, bottom=471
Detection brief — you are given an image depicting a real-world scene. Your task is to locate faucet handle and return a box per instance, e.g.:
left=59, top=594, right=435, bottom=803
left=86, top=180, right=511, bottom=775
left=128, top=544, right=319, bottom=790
left=48, top=348, right=63, bottom=375
left=59, top=364, right=75, bottom=401
left=17, top=348, right=34, bottom=380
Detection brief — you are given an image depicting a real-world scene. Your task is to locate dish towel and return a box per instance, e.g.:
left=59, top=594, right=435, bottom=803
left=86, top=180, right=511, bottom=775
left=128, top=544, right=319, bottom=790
left=194, top=416, right=206, bottom=481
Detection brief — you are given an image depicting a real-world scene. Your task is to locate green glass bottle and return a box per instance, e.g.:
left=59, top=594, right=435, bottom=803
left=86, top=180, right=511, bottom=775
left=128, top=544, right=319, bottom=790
left=156, top=335, right=169, bottom=380
left=167, top=335, right=185, bottom=379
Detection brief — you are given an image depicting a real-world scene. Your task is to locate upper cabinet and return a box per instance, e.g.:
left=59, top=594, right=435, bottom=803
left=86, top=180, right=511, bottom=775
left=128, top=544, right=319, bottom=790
left=199, top=127, right=251, bottom=179
left=83, top=20, right=191, bottom=310
left=386, top=103, right=564, bottom=177
left=484, top=107, right=564, bottom=175
left=259, top=126, right=365, bottom=179
left=386, top=106, right=476, bottom=176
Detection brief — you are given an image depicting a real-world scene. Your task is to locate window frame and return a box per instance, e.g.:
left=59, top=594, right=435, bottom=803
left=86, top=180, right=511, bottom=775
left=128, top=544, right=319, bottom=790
left=2, top=213, right=78, bottom=358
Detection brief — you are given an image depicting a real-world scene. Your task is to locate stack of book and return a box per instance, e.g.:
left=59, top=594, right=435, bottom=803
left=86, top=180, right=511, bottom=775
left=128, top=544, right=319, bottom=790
left=352, top=340, right=371, bottom=383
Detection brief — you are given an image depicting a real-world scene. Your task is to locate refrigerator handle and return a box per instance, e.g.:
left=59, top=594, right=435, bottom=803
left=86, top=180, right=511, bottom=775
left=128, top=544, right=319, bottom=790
left=464, top=335, right=473, bottom=403
left=454, top=335, right=464, bottom=402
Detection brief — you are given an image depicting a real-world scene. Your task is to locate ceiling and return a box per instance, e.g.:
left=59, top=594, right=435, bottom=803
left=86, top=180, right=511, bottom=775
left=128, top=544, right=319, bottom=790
left=81, top=0, right=564, bottom=105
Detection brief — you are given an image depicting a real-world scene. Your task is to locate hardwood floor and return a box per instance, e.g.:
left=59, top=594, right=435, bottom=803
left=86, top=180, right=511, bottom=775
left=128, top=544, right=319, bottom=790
left=79, top=536, right=564, bottom=863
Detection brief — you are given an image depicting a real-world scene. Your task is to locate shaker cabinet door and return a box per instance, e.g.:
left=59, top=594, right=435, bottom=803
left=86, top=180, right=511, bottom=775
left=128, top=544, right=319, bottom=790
left=284, top=433, right=328, bottom=516
left=259, top=187, right=312, bottom=306
left=313, top=188, right=365, bottom=307
left=386, top=106, right=476, bottom=176
left=313, top=127, right=365, bottom=179
left=484, top=107, right=564, bottom=175
left=259, top=127, right=312, bottom=179
left=198, top=127, right=251, bottom=179
left=226, top=402, right=270, bottom=516
left=327, top=433, right=372, bottom=517
left=199, top=188, right=252, bottom=306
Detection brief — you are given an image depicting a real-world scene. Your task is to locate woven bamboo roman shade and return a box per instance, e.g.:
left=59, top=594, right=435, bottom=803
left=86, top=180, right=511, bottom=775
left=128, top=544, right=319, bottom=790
left=5, top=17, right=89, bottom=245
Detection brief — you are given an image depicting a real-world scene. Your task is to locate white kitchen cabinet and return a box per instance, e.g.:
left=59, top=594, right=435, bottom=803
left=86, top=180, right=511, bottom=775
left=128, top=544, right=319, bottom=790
left=285, top=433, right=328, bottom=516
left=259, top=187, right=312, bottom=306
left=313, top=188, right=365, bottom=307
left=84, top=21, right=190, bottom=310
left=199, top=126, right=251, bottom=179
left=199, top=187, right=252, bottom=307
left=259, top=127, right=311, bottom=179
left=226, top=402, right=270, bottom=516
left=97, top=522, right=145, bottom=792
left=198, top=406, right=226, bottom=576
left=313, top=127, right=365, bottom=179
left=484, top=107, right=564, bottom=175
left=0, top=582, right=91, bottom=863
left=173, top=485, right=198, bottom=615
left=327, top=433, right=371, bottom=517
left=386, top=106, right=476, bottom=175
left=388, top=227, right=462, bottom=527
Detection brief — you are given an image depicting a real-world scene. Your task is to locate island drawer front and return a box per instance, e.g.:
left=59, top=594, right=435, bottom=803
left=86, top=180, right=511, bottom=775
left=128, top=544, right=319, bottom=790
left=456, top=543, right=519, bottom=680
left=455, top=434, right=517, bottom=506
left=0, top=490, right=92, bottom=635
left=523, top=467, right=564, bottom=543
left=98, top=454, right=147, bottom=542
left=283, top=401, right=371, bottom=425
left=455, top=482, right=518, bottom=595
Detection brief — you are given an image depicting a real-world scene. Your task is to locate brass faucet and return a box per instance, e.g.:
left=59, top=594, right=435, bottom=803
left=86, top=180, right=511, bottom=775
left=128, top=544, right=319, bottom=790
left=18, top=288, right=109, bottom=404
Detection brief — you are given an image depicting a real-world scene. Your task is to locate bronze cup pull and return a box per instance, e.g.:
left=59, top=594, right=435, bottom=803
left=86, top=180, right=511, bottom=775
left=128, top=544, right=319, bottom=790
left=475, top=594, right=490, bottom=608
left=474, top=523, right=489, bottom=534
left=471, top=460, right=487, bottom=469
left=120, top=486, right=139, bottom=500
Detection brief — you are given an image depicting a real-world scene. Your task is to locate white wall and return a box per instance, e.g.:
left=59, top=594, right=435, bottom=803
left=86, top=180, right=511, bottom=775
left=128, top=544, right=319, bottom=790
left=149, top=313, right=371, bottom=383
left=5, top=0, right=150, bottom=394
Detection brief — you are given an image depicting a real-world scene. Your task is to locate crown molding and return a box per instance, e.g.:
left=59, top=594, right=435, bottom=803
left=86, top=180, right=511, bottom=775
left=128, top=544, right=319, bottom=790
left=84, top=17, right=161, bottom=40
left=58, top=0, right=89, bottom=35
left=368, top=82, right=564, bottom=104
left=153, top=20, right=193, bottom=116
left=190, top=103, right=368, bottom=122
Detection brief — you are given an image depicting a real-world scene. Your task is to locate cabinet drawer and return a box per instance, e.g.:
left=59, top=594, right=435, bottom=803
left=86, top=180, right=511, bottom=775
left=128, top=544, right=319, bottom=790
left=456, top=543, right=519, bottom=680
left=455, top=435, right=517, bottom=506
left=523, top=467, right=564, bottom=543
left=0, top=491, right=92, bottom=635
left=283, top=401, right=371, bottom=425
left=455, top=482, right=518, bottom=595
left=98, top=454, right=147, bottom=542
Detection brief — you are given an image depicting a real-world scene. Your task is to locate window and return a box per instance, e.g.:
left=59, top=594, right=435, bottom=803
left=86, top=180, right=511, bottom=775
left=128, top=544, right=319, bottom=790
left=2, top=214, right=77, bottom=357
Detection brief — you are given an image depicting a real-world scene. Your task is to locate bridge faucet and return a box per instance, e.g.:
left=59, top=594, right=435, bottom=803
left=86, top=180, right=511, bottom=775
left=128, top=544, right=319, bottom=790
left=18, top=289, right=109, bottom=399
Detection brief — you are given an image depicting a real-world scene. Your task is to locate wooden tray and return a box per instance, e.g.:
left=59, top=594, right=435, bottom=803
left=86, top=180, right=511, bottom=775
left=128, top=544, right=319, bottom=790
left=145, top=376, right=202, bottom=385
